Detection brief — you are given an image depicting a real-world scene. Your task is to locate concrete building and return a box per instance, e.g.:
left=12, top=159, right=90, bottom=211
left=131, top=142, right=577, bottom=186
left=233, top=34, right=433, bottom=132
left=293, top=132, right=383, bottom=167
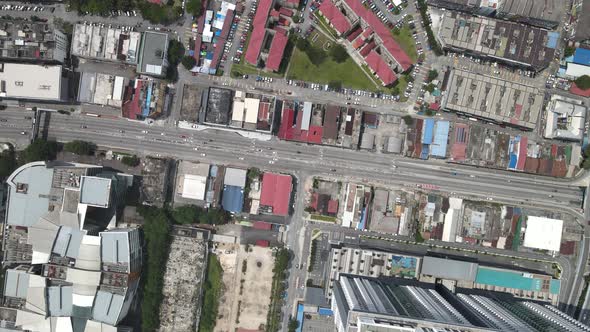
left=221, top=167, right=247, bottom=213
left=175, top=161, right=210, bottom=203
left=523, top=216, right=563, bottom=252
left=0, top=19, right=68, bottom=63
left=442, top=68, right=543, bottom=130
left=136, top=31, right=169, bottom=78
left=77, top=72, right=126, bottom=107
left=543, top=95, right=586, bottom=141
left=1, top=161, right=139, bottom=332
left=71, top=24, right=141, bottom=63
left=332, top=274, right=579, bottom=332
left=495, top=0, right=563, bottom=29
left=436, top=11, right=558, bottom=71
left=0, top=63, right=67, bottom=102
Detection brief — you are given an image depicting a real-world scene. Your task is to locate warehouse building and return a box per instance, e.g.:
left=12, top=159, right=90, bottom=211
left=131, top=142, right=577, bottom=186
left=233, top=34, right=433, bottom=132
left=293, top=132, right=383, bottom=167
left=436, top=11, right=559, bottom=71
left=221, top=167, right=247, bottom=213
left=259, top=172, right=292, bottom=216
left=442, top=68, right=543, bottom=130
left=543, top=95, right=586, bottom=141
left=136, top=31, right=169, bottom=77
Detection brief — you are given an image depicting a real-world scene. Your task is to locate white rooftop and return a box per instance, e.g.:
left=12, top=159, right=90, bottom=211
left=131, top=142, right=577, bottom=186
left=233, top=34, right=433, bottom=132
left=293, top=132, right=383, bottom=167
left=544, top=95, right=586, bottom=141
left=0, top=63, right=62, bottom=101
left=523, top=216, right=563, bottom=252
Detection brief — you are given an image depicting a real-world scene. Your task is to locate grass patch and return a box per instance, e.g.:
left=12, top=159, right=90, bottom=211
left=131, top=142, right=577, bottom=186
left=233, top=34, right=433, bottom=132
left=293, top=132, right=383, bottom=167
left=287, top=48, right=376, bottom=90
left=310, top=214, right=337, bottom=222
left=392, top=25, right=418, bottom=62
left=138, top=206, right=171, bottom=332
left=266, top=248, right=290, bottom=332
left=199, top=254, right=223, bottom=332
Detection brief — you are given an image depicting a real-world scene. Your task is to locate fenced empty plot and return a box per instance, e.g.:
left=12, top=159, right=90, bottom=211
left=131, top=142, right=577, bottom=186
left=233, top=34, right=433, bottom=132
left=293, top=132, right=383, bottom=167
left=215, top=245, right=275, bottom=332
left=159, top=226, right=209, bottom=332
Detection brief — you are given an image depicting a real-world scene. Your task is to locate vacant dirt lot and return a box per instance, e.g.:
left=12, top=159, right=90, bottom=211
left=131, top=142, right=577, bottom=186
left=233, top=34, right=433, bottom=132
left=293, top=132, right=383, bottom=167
left=215, top=244, right=274, bottom=332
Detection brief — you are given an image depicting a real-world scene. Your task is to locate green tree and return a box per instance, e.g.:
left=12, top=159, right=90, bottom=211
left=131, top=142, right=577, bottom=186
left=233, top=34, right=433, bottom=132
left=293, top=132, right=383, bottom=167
left=575, top=75, right=590, bottom=90
left=564, top=46, right=576, bottom=58
left=138, top=206, right=171, bottom=332
left=292, top=15, right=300, bottom=23
left=121, top=155, right=140, bottom=167
left=0, top=147, right=16, bottom=177
left=185, top=0, right=203, bottom=18
left=329, top=44, right=349, bottom=63
left=425, top=83, right=436, bottom=93
left=402, top=115, right=414, bottom=126
left=22, top=139, right=57, bottom=163
left=181, top=55, right=197, bottom=70
left=288, top=318, right=300, bottom=332
left=171, top=205, right=199, bottom=224
left=167, top=40, right=185, bottom=66
left=427, top=69, right=438, bottom=82
left=64, top=140, right=95, bottom=155
left=328, top=80, right=342, bottom=90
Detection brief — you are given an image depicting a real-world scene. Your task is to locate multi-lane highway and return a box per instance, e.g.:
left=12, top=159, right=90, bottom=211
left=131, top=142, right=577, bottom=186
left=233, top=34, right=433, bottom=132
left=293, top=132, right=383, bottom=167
left=1, top=108, right=588, bottom=326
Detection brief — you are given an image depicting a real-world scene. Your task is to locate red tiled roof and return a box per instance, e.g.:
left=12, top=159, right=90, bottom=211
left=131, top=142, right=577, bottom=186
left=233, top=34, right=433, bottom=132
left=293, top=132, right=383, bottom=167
left=270, top=9, right=280, bottom=18
left=362, top=27, right=373, bottom=38
left=344, top=0, right=413, bottom=71
left=260, top=173, right=292, bottom=216
left=210, top=38, right=226, bottom=69
left=429, top=102, right=440, bottom=110
left=323, top=105, right=340, bottom=139
left=318, top=1, right=351, bottom=35
left=352, top=36, right=365, bottom=49
left=245, top=0, right=273, bottom=65
left=570, top=82, right=590, bottom=97
left=274, top=27, right=288, bottom=35
left=347, top=27, right=362, bottom=41
left=122, top=80, right=143, bottom=120
left=194, top=37, right=202, bottom=63
left=220, top=9, right=234, bottom=40
left=365, top=50, right=397, bottom=85
left=279, top=7, right=293, bottom=17
left=258, top=102, right=270, bottom=121
left=266, top=33, right=288, bottom=71
left=278, top=108, right=323, bottom=143
left=516, top=136, right=527, bottom=171
left=359, top=40, right=375, bottom=56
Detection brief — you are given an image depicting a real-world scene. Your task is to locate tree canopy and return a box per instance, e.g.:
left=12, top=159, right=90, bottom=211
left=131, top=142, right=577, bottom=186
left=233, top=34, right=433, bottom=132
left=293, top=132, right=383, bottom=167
left=329, top=44, right=349, bottom=63
left=121, top=155, right=140, bottom=167
left=23, top=139, right=57, bottom=163
left=181, top=55, right=197, bottom=70
left=64, top=140, right=95, bottom=155
left=0, top=147, right=16, bottom=178
left=170, top=205, right=230, bottom=225
left=575, top=75, right=590, bottom=90
left=427, top=69, right=439, bottom=82
left=185, top=0, right=203, bottom=18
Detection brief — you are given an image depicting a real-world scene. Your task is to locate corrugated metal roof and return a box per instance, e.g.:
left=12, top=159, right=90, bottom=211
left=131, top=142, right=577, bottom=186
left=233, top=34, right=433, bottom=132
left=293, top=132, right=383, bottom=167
left=100, top=232, right=130, bottom=265
left=422, top=119, right=435, bottom=144
left=430, top=121, right=450, bottom=157
left=573, top=48, right=590, bottom=66
left=223, top=168, right=247, bottom=188
left=52, top=226, right=85, bottom=259
left=47, top=286, right=73, bottom=317
left=92, top=291, right=124, bottom=326
left=4, top=269, right=30, bottom=299
left=301, top=102, right=312, bottom=131
left=222, top=185, right=244, bottom=213
left=421, top=256, right=478, bottom=281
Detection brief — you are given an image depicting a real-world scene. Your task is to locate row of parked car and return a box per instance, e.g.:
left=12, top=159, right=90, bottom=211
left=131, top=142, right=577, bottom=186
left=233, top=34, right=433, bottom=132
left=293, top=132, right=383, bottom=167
left=1, top=4, right=54, bottom=12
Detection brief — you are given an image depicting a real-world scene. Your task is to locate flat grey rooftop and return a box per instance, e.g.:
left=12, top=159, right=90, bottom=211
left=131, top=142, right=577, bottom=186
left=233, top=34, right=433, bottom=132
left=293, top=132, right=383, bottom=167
left=79, top=176, right=112, bottom=208
left=6, top=163, right=54, bottom=227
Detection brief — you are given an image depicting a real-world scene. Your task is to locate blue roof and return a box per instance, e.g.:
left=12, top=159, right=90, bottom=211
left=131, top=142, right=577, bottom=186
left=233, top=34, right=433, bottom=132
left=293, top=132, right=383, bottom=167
left=420, top=144, right=430, bottom=160
left=574, top=48, right=590, bottom=66
left=476, top=267, right=546, bottom=292
left=550, top=279, right=561, bottom=294
left=318, top=308, right=333, bottom=316
left=546, top=32, right=559, bottom=49
left=430, top=121, right=450, bottom=157
left=422, top=119, right=434, bottom=144
left=222, top=185, right=244, bottom=213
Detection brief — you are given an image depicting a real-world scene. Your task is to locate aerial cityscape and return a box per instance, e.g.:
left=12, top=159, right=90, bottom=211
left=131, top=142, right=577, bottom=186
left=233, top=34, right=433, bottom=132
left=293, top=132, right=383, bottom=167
left=0, top=0, right=589, bottom=331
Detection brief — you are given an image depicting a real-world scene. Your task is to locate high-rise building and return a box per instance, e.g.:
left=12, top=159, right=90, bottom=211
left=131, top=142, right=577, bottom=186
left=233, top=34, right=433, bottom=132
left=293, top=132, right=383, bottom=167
left=0, top=161, right=139, bottom=332
left=332, top=274, right=590, bottom=332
